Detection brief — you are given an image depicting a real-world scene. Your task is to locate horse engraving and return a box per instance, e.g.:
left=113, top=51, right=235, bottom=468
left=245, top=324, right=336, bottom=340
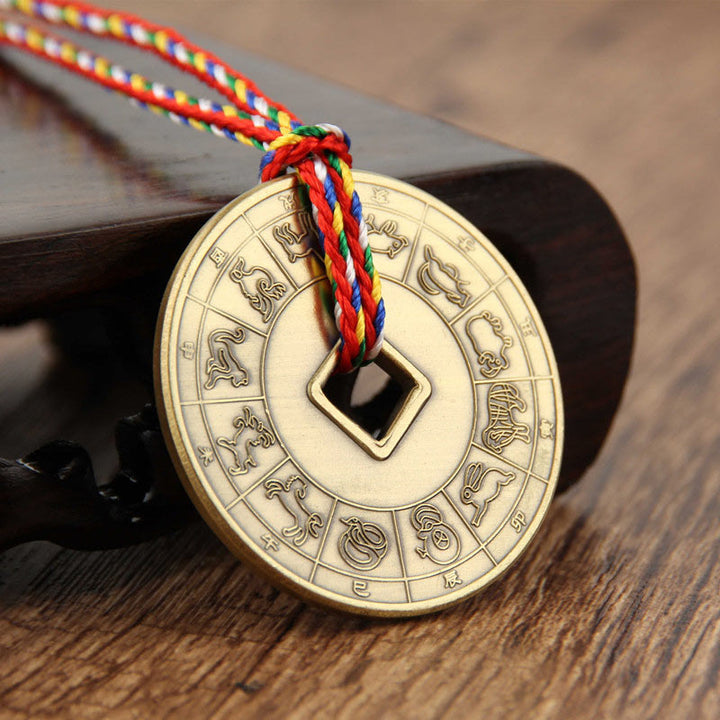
left=229, top=257, right=286, bottom=322
left=272, top=212, right=316, bottom=263
left=460, top=462, right=516, bottom=526
left=264, top=475, right=324, bottom=547
left=338, top=517, right=388, bottom=571
left=465, top=310, right=513, bottom=378
left=365, top=213, right=409, bottom=259
left=481, top=383, right=532, bottom=453
left=204, top=327, right=249, bottom=389
left=417, top=245, right=471, bottom=307
left=411, top=504, right=461, bottom=565
left=217, top=406, right=276, bottom=476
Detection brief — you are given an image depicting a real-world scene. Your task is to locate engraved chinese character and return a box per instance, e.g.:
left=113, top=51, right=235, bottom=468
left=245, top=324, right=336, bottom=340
left=539, top=419, right=555, bottom=439
left=197, top=446, right=214, bottom=466
left=209, top=247, right=227, bottom=268
left=456, top=235, right=476, bottom=252
left=520, top=316, right=536, bottom=337
left=278, top=194, right=298, bottom=211
left=261, top=533, right=280, bottom=551
left=352, top=580, right=371, bottom=598
left=371, top=186, right=389, bottom=204
left=511, top=511, right=527, bottom=533
left=443, top=570, right=463, bottom=589
left=180, top=341, right=195, bottom=360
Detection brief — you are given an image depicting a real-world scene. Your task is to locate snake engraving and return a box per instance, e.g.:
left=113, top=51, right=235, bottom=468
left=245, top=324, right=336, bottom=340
left=338, top=517, right=389, bottom=571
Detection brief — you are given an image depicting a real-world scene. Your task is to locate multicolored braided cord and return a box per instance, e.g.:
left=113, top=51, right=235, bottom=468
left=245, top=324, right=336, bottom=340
left=0, top=0, right=385, bottom=372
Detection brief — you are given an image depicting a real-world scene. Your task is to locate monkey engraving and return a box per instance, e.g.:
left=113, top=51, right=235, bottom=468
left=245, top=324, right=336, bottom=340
left=460, top=462, right=516, bottom=526
left=264, top=474, right=324, bottom=547
left=465, top=310, right=513, bottom=378
left=204, top=327, right=249, bottom=390
left=229, top=257, right=286, bottom=322
left=417, top=245, right=471, bottom=307
left=481, top=383, right=532, bottom=453
left=216, top=406, right=276, bottom=476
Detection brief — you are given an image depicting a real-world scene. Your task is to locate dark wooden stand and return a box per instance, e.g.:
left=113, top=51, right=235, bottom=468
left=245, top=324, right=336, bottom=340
left=0, top=39, right=636, bottom=551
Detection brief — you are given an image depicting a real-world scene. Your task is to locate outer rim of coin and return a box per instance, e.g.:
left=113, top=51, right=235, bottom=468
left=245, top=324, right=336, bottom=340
left=154, top=170, right=564, bottom=617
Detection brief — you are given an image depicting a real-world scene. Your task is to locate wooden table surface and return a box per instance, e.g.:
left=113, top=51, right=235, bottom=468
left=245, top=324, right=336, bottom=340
left=1, top=1, right=719, bottom=718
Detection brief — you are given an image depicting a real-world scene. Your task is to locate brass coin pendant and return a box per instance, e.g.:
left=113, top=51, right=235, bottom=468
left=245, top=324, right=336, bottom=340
left=155, top=171, right=563, bottom=617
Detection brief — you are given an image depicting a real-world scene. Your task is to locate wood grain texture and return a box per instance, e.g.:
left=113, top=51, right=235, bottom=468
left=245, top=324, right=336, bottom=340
left=1, top=1, right=719, bottom=718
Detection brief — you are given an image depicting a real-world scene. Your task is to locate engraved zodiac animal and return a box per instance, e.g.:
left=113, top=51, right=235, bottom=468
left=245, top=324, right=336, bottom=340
left=460, top=462, right=516, bottom=526
left=465, top=310, right=513, bottom=378
left=365, top=213, right=410, bottom=259
left=417, top=245, right=471, bottom=308
left=204, top=327, right=249, bottom=390
left=216, top=406, right=276, bottom=476
left=338, top=516, right=389, bottom=571
left=229, top=257, right=287, bottom=322
left=481, top=383, right=532, bottom=453
left=264, top=475, right=324, bottom=547
left=271, top=212, right=316, bottom=263
left=411, top=504, right=461, bottom=565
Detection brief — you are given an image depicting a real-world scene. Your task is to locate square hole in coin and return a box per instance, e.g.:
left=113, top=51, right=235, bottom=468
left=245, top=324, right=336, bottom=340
left=307, top=341, right=432, bottom=460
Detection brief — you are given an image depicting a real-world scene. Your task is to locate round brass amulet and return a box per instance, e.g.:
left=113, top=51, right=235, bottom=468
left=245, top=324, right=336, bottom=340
left=155, top=171, right=563, bottom=616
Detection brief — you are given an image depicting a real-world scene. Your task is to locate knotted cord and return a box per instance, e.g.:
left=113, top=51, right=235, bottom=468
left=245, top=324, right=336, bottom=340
left=0, top=0, right=385, bottom=371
